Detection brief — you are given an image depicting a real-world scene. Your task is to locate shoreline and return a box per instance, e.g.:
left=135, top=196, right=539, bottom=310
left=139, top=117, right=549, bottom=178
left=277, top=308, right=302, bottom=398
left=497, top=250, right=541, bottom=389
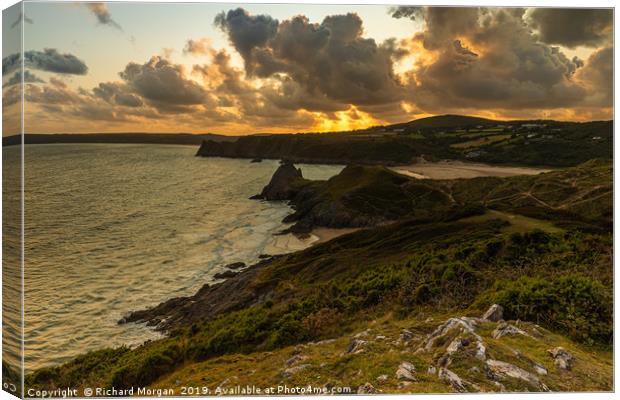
left=390, top=159, right=552, bottom=180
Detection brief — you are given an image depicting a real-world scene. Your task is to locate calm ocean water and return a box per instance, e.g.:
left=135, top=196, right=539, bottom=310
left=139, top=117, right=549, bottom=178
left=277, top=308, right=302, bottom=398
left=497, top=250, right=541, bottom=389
left=3, top=143, right=343, bottom=373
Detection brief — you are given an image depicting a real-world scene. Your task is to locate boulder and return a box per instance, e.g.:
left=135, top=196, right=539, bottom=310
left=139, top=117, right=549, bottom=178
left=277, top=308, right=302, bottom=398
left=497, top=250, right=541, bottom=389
left=213, top=270, right=238, bottom=279
left=439, top=368, right=467, bottom=392
left=482, top=304, right=504, bottom=322
left=347, top=339, right=367, bottom=354
left=399, top=329, right=414, bottom=343
left=421, top=317, right=478, bottom=352
left=395, top=361, right=417, bottom=381
left=285, top=354, right=307, bottom=367
left=548, top=347, right=574, bottom=370
left=225, top=262, right=246, bottom=270
left=357, top=383, right=376, bottom=394
left=254, top=162, right=303, bottom=200
left=282, top=364, right=311, bottom=378
left=492, top=322, right=531, bottom=339
left=485, top=359, right=545, bottom=389
left=376, top=374, right=388, bottom=383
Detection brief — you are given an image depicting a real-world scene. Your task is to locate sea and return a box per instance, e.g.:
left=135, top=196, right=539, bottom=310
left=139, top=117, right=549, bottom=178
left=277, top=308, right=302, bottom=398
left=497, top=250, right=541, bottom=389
left=2, top=143, right=343, bottom=373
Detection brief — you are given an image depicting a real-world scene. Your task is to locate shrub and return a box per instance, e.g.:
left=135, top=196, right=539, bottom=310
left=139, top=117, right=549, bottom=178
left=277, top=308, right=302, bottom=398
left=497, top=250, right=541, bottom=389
left=476, top=274, right=612, bottom=345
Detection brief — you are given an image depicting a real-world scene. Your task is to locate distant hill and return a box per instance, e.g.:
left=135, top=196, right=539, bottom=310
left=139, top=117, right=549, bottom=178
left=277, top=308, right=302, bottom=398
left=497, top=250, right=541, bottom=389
left=392, top=114, right=499, bottom=130
left=196, top=117, right=612, bottom=167
left=2, top=133, right=237, bottom=147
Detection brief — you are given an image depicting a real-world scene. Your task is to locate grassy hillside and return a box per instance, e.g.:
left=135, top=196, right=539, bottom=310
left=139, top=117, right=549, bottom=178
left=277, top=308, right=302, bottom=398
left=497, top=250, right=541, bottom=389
left=281, top=160, right=612, bottom=234
left=26, top=160, right=612, bottom=393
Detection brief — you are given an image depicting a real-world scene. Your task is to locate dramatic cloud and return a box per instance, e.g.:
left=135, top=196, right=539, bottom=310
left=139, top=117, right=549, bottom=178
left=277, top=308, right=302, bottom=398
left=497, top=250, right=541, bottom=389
left=3, top=70, right=44, bottom=87
left=527, top=8, right=612, bottom=48
left=11, top=6, right=614, bottom=134
left=396, top=7, right=608, bottom=115
left=214, top=8, right=278, bottom=70
left=93, top=82, right=143, bottom=107
left=120, top=56, right=208, bottom=111
left=86, top=3, right=122, bottom=30
left=183, top=38, right=213, bottom=55
left=389, top=6, right=423, bottom=21
left=216, top=9, right=405, bottom=117
left=575, top=46, right=613, bottom=105
left=2, top=49, right=88, bottom=76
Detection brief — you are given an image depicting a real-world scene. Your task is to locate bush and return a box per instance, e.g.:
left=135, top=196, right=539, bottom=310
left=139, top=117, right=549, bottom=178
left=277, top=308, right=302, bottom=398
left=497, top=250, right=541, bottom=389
left=476, top=274, right=612, bottom=345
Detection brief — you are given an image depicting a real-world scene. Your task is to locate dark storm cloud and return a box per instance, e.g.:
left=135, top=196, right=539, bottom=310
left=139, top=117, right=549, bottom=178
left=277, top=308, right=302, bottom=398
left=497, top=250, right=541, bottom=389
left=120, top=56, right=207, bottom=110
left=389, top=6, right=423, bottom=21
left=27, top=49, right=88, bottom=75
left=86, top=3, right=122, bottom=30
left=3, top=70, right=44, bottom=87
left=216, top=9, right=404, bottom=115
left=214, top=8, right=279, bottom=72
left=399, top=7, right=607, bottom=112
left=3, top=49, right=88, bottom=76
left=527, top=8, right=612, bottom=48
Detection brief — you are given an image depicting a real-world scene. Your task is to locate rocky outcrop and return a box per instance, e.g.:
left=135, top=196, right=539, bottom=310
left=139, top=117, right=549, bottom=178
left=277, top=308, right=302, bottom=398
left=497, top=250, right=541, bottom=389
left=396, top=362, right=417, bottom=382
left=548, top=347, right=574, bottom=370
left=492, top=322, right=531, bottom=339
left=225, top=262, right=246, bottom=270
left=482, top=304, right=504, bottom=322
left=252, top=161, right=304, bottom=201
left=485, top=359, right=544, bottom=388
left=214, top=270, right=238, bottom=279
left=119, top=257, right=278, bottom=331
left=357, top=383, right=377, bottom=394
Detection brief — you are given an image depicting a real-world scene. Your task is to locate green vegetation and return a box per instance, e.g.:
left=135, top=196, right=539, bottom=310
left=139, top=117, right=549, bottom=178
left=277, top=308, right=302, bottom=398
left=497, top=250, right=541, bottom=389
left=26, top=159, right=612, bottom=393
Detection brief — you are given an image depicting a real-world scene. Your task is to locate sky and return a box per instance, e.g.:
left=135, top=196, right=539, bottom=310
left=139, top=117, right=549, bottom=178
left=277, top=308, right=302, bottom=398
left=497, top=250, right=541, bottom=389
left=1, top=2, right=614, bottom=135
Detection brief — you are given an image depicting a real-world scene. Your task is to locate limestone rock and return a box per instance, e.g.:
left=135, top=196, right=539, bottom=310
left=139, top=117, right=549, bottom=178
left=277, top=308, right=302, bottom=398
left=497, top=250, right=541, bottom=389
left=421, top=317, right=479, bottom=352
left=285, top=354, right=307, bottom=367
left=357, top=383, right=376, bottom=394
left=482, top=304, right=504, bottom=322
left=485, top=359, right=541, bottom=387
left=399, top=329, right=414, bottom=343
left=376, top=374, right=388, bottom=383
left=347, top=339, right=367, bottom=354
left=492, top=322, right=531, bottom=339
left=396, top=361, right=417, bottom=381
left=282, top=364, right=311, bottom=378
left=438, top=368, right=467, bottom=392
left=548, top=347, right=574, bottom=370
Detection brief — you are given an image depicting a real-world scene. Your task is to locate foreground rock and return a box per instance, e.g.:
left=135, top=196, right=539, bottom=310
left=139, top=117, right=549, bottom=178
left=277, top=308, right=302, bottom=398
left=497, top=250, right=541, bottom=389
left=225, top=262, right=246, bottom=270
left=548, top=347, right=574, bottom=370
left=395, top=362, right=417, bottom=382
left=482, top=304, right=504, bottom=322
left=214, top=270, right=238, bottom=279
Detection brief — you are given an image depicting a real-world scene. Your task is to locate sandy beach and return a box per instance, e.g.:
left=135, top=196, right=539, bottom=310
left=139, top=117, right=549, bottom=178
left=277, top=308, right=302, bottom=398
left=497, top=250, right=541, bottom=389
left=390, top=160, right=552, bottom=180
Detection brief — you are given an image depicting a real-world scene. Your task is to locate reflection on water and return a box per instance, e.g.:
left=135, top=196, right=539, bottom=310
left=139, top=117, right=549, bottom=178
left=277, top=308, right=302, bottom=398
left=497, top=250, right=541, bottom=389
left=3, top=145, right=23, bottom=392
left=20, top=144, right=342, bottom=372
